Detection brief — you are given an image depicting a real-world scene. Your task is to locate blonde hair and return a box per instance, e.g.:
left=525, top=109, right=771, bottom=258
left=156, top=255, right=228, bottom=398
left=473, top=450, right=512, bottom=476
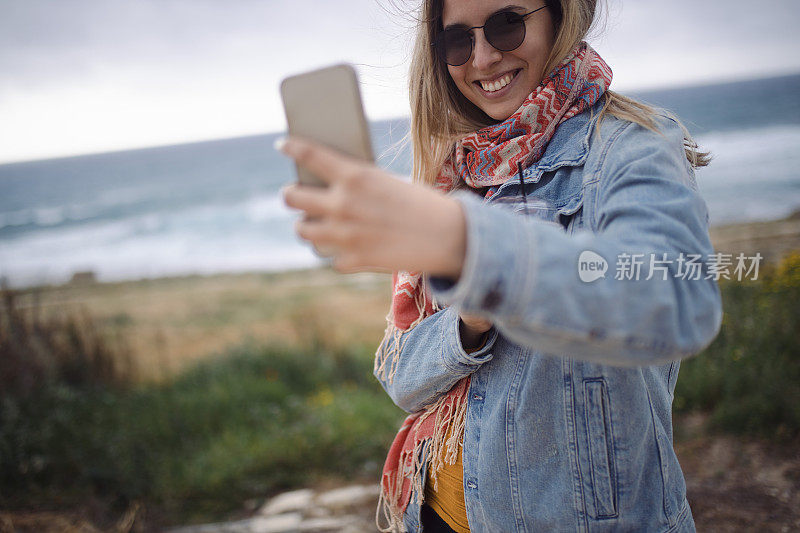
left=408, top=0, right=710, bottom=186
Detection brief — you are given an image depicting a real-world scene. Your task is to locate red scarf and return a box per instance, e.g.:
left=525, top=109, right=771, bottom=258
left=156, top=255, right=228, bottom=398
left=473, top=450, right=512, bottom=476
left=376, top=42, right=612, bottom=532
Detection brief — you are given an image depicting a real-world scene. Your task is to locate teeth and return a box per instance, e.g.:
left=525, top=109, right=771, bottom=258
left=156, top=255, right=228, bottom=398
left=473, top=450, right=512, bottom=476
left=480, top=72, right=514, bottom=92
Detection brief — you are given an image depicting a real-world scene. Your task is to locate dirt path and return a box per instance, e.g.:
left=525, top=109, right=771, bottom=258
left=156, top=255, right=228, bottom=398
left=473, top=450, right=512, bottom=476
left=675, top=415, right=800, bottom=532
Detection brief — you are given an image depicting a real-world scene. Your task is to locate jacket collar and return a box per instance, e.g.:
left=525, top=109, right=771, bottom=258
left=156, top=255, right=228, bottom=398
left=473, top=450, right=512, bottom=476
left=520, top=99, right=604, bottom=179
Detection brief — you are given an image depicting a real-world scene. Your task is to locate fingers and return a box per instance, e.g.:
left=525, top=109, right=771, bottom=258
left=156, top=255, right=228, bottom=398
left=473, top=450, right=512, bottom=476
left=294, top=215, right=334, bottom=244
left=282, top=183, right=331, bottom=219
left=295, top=217, right=371, bottom=274
left=277, top=136, right=364, bottom=186
left=294, top=216, right=366, bottom=252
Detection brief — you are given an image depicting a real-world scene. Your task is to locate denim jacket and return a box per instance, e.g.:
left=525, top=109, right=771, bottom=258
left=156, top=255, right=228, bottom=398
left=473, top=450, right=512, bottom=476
left=373, top=100, right=723, bottom=532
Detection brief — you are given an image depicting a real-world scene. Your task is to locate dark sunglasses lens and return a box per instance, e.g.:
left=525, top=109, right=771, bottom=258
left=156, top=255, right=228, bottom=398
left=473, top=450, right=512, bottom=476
left=484, top=11, right=526, bottom=51
left=438, top=27, right=472, bottom=65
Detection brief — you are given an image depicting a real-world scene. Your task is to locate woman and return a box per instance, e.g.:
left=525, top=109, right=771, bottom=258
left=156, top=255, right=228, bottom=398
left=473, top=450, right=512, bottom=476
left=280, top=0, right=722, bottom=531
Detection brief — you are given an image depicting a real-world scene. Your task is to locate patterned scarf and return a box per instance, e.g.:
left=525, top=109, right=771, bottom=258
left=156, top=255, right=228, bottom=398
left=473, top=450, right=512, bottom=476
left=375, top=42, right=612, bottom=532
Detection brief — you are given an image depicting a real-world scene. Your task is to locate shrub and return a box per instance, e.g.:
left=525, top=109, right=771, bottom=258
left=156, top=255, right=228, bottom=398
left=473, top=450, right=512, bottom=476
left=674, top=251, right=800, bottom=441
left=0, top=337, right=404, bottom=526
left=0, top=286, right=134, bottom=397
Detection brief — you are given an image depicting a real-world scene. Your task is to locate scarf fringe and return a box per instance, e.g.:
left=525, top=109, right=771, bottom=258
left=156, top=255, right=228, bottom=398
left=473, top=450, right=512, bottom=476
left=374, top=273, right=439, bottom=385
left=376, top=417, right=418, bottom=533
left=375, top=377, right=470, bottom=532
left=373, top=317, right=404, bottom=386
left=425, top=378, right=469, bottom=492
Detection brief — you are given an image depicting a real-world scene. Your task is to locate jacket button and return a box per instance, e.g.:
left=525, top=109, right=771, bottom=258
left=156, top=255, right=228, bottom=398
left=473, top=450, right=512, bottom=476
left=466, top=480, right=477, bottom=489
left=471, top=393, right=484, bottom=401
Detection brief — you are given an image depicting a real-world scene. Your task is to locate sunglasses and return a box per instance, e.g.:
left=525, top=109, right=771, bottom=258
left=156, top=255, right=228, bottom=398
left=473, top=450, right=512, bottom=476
left=432, top=6, right=548, bottom=67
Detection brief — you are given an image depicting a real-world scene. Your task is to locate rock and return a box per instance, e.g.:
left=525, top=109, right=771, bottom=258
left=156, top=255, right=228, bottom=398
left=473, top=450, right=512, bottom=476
left=315, top=484, right=380, bottom=509
left=166, top=513, right=303, bottom=533
left=243, top=498, right=260, bottom=512
left=305, top=506, right=332, bottom=519
left=297, top=516, right=357, bottom=531
left=168, top=484, right=381, bottom=532
left=259, top=489, right=315, bottom=516
left=250, top=513, right=304, bottom=533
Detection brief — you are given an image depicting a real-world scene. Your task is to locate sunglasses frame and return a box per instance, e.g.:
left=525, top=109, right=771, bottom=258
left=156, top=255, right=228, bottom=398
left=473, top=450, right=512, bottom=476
left=432, top=6, right=548, bottom=67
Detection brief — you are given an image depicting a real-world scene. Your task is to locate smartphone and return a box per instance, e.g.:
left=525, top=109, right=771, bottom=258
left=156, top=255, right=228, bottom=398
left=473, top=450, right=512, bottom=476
left=280, top=64, right=375, bottom=187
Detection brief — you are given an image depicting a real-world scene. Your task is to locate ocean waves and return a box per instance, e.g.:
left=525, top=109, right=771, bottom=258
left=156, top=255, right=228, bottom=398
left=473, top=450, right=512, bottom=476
left=695, top=124, right=800, bottom=223
left=1, top=93, right=798, bottom=288
left=0, top=191, right=317, bottom=287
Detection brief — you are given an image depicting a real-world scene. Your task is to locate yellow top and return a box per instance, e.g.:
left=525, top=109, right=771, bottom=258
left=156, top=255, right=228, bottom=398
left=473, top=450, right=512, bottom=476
left=424, top=424, right=469, bottom=532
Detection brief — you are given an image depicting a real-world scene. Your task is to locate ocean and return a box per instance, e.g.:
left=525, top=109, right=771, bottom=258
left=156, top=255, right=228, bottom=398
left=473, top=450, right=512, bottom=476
left=1, top=73, right=799, bottom=288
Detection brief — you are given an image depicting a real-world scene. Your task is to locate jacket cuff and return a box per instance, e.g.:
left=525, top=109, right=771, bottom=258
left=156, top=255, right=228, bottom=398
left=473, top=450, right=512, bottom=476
left=428, top=189, right=530, bottom=317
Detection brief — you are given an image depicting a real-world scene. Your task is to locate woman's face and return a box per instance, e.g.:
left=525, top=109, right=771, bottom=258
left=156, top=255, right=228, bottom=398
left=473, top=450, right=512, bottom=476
left=441, top=0, right=556, bottom=122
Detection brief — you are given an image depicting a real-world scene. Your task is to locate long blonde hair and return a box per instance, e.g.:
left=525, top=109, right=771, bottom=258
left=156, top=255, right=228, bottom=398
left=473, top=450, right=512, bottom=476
left=408, top=0, right=710, bottom=186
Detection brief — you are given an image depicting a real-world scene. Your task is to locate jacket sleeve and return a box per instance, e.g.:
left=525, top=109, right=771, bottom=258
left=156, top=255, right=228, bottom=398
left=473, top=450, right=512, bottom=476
left=373, top=305, right=499, bottom=414
left=427, top=117, right=723, bottom=367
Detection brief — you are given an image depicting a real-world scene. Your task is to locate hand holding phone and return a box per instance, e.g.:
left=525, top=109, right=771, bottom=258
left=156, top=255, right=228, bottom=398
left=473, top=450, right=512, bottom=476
left=280, top=64, right=375, bottom=258
left=278, top=136, right=468, bottom=278
left=278, top=67, right=467, bottom=278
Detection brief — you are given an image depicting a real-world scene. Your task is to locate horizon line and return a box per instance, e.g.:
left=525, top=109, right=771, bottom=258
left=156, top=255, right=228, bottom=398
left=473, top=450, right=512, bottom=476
left=2, top=69, right=798, bottom=167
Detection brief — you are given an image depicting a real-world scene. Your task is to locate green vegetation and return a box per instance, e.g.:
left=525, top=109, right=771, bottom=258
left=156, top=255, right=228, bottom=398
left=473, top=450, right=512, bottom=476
left=0, top=289, right=404, bottom=526
left=674, top=252, right=800, bottom=441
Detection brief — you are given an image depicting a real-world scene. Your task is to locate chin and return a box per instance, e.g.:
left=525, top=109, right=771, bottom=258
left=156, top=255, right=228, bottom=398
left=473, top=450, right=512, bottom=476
left=485, top=106, right=516, bottom=121
left=472, top=90, right=530, bottom=122
left=482, top=100, right=525, bottom=122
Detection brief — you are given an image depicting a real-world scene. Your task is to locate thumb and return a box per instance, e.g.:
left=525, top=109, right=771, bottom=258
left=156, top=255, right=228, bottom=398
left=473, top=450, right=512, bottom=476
left=460, top=312, right=492, bottom=331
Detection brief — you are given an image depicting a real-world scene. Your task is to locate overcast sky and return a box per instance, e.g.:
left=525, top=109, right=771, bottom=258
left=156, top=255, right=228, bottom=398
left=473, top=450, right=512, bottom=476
left=0, top=0, right=798, bottom=163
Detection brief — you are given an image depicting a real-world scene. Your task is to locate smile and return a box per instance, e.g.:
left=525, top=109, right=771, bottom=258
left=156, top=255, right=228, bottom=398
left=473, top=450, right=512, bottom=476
left=474, top=69, right=521, bottom=96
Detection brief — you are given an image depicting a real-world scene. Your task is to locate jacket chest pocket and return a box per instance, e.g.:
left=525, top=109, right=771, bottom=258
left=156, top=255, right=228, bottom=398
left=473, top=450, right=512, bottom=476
left=556, top=193, right=584, bottom=235
left=488, top=189, right=585, bottom=235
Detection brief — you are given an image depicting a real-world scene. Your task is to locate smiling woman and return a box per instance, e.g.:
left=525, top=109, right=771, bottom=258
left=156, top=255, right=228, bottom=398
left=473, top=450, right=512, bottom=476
left=279, top=0, right=722, bottom=531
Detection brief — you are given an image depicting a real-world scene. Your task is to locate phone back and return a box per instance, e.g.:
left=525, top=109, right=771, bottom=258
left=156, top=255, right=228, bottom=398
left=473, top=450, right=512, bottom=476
left=280, top=64, right=374, bottom=186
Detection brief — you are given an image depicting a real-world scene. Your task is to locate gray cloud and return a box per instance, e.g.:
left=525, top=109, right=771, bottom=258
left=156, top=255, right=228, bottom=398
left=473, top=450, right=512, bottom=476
left=0, top=0, right=798, bottom=161
left=2, top=0, right=797, bottom=90
left=0, top=1, right=385, bottom=88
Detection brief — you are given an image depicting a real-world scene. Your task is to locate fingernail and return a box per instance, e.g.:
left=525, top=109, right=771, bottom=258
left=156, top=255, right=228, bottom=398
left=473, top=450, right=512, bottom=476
left=273, top=136, right=287, bottom=152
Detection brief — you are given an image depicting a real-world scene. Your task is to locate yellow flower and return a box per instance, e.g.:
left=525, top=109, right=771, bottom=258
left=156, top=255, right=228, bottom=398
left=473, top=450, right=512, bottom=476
left=308, top=388, right=334, bottom=407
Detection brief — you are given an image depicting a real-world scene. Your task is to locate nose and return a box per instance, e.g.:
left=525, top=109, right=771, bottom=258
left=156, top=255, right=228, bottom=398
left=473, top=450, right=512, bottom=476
left=471, top=29, right=502, bottom=71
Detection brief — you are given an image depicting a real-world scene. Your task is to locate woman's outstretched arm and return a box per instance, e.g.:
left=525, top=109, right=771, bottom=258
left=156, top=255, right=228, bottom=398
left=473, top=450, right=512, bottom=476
left=427, top=116, right=723, bottom=366
left=278, top=117, right=722, bottom=371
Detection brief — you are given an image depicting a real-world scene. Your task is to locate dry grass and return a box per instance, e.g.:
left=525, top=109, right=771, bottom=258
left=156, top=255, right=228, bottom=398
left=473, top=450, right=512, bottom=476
left=1, top=283, right=135, bottom=393
left=10, top=267, right=392, bottom=383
